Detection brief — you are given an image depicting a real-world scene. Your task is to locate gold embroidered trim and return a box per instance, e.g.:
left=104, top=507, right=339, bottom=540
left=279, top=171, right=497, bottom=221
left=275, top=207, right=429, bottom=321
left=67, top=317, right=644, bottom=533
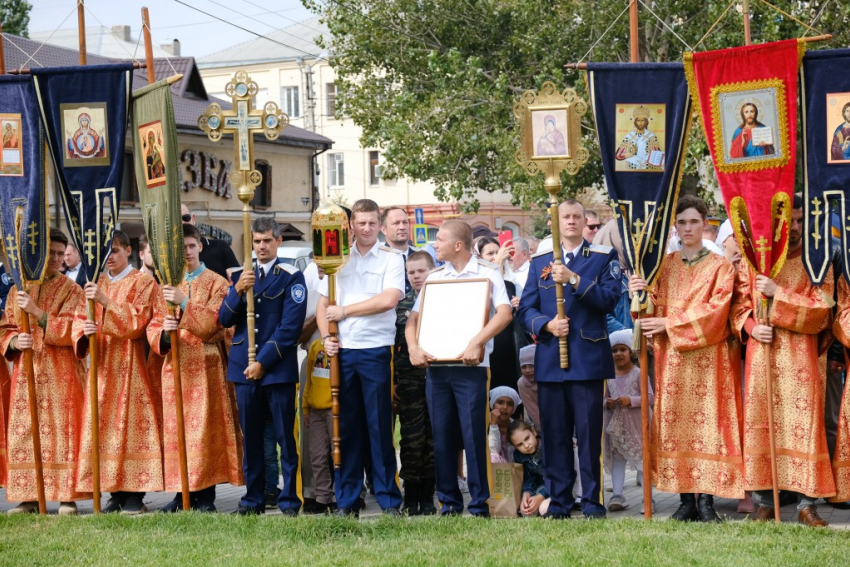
left=683, top=52, right=701, bottom=123
left=769, top=192, right=791, bottom=279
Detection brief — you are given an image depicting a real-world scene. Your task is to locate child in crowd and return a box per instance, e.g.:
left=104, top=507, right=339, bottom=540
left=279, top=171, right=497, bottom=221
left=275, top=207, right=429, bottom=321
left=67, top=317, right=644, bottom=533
left=489, top=386, right=521, bottom=463
left=517, top=345, right=539, bottom=429
left=508, top=420, right=551, bottom=517
left=302, top=338, right=335, bottom=514
left=603, top=329, right=652, bottom=512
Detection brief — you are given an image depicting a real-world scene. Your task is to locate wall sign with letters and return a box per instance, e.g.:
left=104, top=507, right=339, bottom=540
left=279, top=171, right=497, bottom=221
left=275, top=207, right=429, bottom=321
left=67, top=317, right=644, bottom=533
left=180, top=148, right=233, bottom=198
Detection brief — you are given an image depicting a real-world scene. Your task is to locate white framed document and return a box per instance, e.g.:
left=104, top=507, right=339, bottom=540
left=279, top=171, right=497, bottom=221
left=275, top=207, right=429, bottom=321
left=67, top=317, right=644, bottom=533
left=416, top=278, right=491, bottom=364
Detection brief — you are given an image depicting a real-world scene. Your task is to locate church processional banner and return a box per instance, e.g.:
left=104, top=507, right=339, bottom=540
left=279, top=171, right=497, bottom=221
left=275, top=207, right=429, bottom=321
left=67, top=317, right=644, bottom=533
left=801, top=49, right=850, bottom=285
left=32, top=64, right=133, bottom=283
left=0, top=75, right=49, bottom=288
left=684, top=39, right=803, bottom=278
left=587, top=63, right=693, bottom=290
left=131, top=79, right=184, bottom=288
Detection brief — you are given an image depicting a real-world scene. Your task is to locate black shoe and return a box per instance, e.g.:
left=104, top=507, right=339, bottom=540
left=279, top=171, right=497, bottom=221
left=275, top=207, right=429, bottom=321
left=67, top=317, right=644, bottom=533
left=828, top=500, right=850, bottom=510
left=402, top=481, right=420, bottom=516
left=303, top=501, right=330, bottom=515
left=265, top=489, right=281, bottom=510
left=333, top=507, right=359, bottom=519
left=159, top=496, right=183, bottom=513
left=778, top=490, right=797, bottom=508
left=357, top=497, right=366, bottom=511
left=102, top=493, right=126, bottom=514
left=584, top=511, right=607, bottom=520
left=121, top=494, right=147, bottom=515
left=280, top=507, right=299, bottom=517
left=193, top=501, right=217, bottom=513
left=383, top=507, right=402, bottom=516
left=671, top=493, right=698, bottom=522
left=440, top=509, right=462, bottom=517
left=697, top=494, right=721, bottom=523
left=418, top=480, right=437, bottom=516
left=540, top=510, right=571, bottom=520
left=470, top=510, right=491, bottom=518
left=232, top=505, right=262, bottom=516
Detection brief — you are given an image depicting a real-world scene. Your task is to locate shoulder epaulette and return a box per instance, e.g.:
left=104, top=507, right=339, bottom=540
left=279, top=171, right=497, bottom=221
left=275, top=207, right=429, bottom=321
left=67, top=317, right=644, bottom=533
left=429, top=265, right=446, bottom=274
left=477, top=259, right=498, bottom=269
left=275, top=263, right=298, bottom=275
left=380, top=245, right=401, bottom=254
left=531, top=250, right=552, bottom=260
left=589, top=244, right=614, bottom=254
left=231, top=266, right=245, bottom=273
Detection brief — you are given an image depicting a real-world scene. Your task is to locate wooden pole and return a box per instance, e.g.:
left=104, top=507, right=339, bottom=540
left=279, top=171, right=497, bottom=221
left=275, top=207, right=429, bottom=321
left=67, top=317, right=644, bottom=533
left=760, top=297, right=780, bottom=523
left=328, top=275, right=341, bottom=468
left=141, top=7, right=156, bottom=84
left=629, top=0, right=639, bottom=62
left=544, top=160, right=568, bottom=368
left=86, top=299, right=101, bottom=514
left=0, top=21, right=7, bottom=75
left=742, top=0, right=753, bottom=46
left=20, top=303, right=47, bottom=515
left=241, top=191, right=257, bottom=364
left=638, top=318, right=652, bottom=519
left=77, top=0, right=87, bottom=66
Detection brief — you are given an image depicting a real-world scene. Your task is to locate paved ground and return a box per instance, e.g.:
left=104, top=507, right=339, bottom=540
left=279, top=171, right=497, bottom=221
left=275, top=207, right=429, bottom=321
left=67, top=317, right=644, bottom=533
left=3, top=469, right=849, bottom=528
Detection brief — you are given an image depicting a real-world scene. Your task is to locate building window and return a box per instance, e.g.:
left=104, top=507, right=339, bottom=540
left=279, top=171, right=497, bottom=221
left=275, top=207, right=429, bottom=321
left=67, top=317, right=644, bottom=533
left=426, top=227, right=439, bottom=242
left=327, top=153, right=344, bottom=188
left=326, top=82, right=337, bottom=116
left=281, top=86, right=300, bottom=118
left=119, top=151, right=138, bottom=204
left=369, top=151, right=380, bottom=186
left=252, top=159, right=272, bottom=209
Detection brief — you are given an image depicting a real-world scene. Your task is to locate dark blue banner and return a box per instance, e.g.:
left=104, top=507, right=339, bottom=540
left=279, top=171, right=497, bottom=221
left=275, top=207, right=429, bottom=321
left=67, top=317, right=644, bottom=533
left=587, top=63, right=693, bottom=288
left=801, top=49, right=850, bottom=285
left=0, top=75, right=48, bottom=288
left=32, top=64, right=132, bottom=283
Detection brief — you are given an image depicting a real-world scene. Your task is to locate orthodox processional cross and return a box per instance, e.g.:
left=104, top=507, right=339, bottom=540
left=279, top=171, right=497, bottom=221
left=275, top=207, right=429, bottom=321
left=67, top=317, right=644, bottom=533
left=198, top=70, right=289, bottom=364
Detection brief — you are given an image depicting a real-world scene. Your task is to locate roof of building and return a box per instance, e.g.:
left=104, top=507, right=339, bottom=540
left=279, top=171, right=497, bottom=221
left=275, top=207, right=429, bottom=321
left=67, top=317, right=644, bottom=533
left=197, top=17, right=329, bottom=69
left=0, top=33, right=332, bottom=149
left=29, top=26, right=175, bottom=59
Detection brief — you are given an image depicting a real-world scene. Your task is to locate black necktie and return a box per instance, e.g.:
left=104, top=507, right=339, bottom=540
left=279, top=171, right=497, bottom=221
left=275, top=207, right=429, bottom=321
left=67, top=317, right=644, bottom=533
left=565, top=252, right=575, bottom=262
left=259, top=266, right=266, bottom=282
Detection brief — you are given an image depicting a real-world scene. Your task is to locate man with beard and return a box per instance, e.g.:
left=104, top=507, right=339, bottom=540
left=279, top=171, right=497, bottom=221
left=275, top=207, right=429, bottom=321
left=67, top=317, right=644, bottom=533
left=730, top=102, right=775, bottom=158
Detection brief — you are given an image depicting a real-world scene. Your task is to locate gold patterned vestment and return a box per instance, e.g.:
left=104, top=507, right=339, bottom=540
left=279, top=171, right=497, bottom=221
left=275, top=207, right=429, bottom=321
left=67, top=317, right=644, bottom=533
left=73, top=269, right=164, bottom=492
left=0, top=275, right=90, bottom=501
left=0, top=357, right=8, bottom=486
left=648, top=251, right=744, bottom=498
left=731, top=252, right=836, bottom=498
left=829, top=277, right=850, bottom=501
left=147, top=268, right=243, bottom=492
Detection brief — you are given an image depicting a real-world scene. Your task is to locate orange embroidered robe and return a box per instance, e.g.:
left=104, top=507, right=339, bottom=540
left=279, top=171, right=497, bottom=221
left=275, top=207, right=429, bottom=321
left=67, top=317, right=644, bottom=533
left=147, top=269, right=243, bottom=492
left=0, top=354, right=9, bottom=486
left=73, top=270, right=164, bottom=492
left=648, top=251, right=744, bottom=498
left=0, top=276, right=90, bottom=501
left=829, top=277, right=850, bottom=501
left=731, top=252, right=836, bottom=498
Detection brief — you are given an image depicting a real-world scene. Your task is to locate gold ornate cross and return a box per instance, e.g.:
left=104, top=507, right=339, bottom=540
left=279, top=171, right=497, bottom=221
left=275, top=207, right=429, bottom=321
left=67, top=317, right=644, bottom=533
left=27, top=222, right=39, bottom=254
left=4, top=234, right=19, bottom=271
left=773, top=201, right=785, bottom=242
left=755, top=235, right=772, bottom=273
left=83, top=229, right=97, bottom=264
left=608, top=199, right=621, bottom=219
left=810, top=197, right=823, bottom=250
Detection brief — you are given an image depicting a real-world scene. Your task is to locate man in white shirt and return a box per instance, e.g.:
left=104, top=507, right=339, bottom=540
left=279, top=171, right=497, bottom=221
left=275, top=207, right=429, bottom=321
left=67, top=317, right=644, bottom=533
left=405, top=220, right=512, bottom=517
left=507, top=237, right=531, bottom=299
left=63, top=242, right=85, bottom=287
left=317, top=199, right=405, bottom=517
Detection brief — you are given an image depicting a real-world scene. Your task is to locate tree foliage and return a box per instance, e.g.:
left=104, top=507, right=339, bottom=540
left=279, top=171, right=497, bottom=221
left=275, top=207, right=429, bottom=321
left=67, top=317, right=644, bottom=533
left=0, top=0, right=32, bottom=38
left=305, top=0, right=850, bottom=212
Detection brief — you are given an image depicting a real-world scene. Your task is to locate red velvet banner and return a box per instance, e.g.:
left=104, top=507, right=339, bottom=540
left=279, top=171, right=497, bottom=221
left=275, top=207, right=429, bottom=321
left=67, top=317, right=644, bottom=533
left=684, top=39, right=803, bottom=277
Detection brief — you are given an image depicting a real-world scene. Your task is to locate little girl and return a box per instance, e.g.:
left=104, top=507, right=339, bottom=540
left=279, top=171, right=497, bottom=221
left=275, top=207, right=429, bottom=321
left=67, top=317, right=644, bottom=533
left=603, top=329, right=652, bottom=512
left=489, top=386, right=521, bottom=463
left=508, top=420, right=550, bottom=517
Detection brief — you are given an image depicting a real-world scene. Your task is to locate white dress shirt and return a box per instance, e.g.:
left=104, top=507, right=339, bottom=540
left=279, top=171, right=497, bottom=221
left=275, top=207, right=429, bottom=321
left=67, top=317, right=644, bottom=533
left=318, top=241, right=405, bottom=349
left=107, top=264, right=134, bottom=283
left=412, top=255, right=510, bottom=367
left=65, top=262, right=82, bottom=282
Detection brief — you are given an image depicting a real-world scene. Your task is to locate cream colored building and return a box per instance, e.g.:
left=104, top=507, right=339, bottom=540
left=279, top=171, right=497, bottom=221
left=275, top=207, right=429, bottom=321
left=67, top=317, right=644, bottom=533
left=197, top=18, right=532, bottom=240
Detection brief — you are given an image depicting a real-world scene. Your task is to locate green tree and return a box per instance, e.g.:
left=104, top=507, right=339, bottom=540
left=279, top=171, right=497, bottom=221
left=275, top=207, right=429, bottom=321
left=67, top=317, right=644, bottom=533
left=305, top=0, right=850, bottom=211
left=0, top=0, right=32, bottom=38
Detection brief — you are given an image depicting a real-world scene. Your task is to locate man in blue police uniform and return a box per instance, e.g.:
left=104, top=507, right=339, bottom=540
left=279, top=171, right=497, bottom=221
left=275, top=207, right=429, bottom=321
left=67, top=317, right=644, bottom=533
left=406, top=220, right=512, bottom=517
left=517, top=199, right=621, bottom=519
left=219, top=217, right=307, bottom=515
left=317, top=199, right=406, bottom=517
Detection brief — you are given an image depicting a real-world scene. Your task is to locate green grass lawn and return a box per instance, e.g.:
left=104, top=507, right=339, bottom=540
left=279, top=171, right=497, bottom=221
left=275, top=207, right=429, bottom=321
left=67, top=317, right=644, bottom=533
left=0, top=514, right=848, bottom=566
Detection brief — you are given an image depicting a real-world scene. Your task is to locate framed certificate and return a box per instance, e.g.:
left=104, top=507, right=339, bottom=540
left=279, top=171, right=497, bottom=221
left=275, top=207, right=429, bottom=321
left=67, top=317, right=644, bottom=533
left=416, top=278, right=491, bottom=364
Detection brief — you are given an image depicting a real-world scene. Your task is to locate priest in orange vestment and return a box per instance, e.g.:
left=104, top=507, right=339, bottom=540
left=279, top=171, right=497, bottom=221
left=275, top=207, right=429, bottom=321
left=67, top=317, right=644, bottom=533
left=731, top=195, right=835, bottom=527
left=828, top=276, right=850, bottom=504
left=147, top=224, right=244, bottom=512
left=630, top=195, right=744, bottom=523
left=73, top=231, right=164, bottom=514
left=0, top=229, right=90, bottom=514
